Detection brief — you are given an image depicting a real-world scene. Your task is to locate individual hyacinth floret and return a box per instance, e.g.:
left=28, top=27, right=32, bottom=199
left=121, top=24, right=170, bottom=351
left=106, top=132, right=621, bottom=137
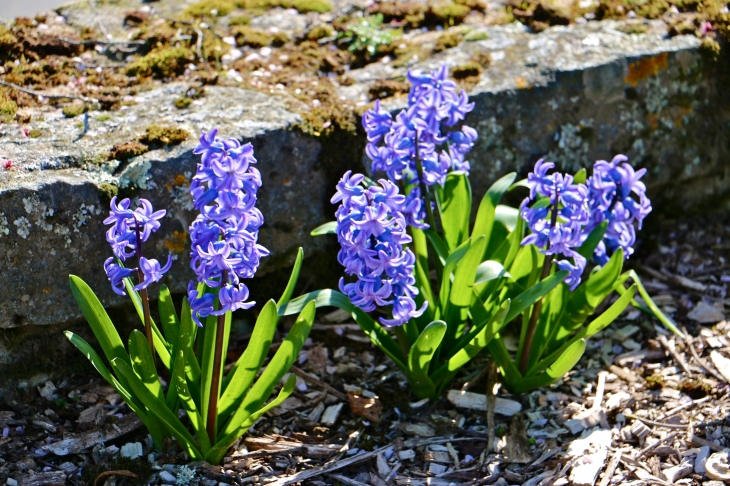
left=585, top=154, right=652, bottom=265
left=362, top=66, right=477, bottom=194
left=188, top=129, right=269, bottom=326
left=333, top=171, right=427, bottom=327
left=103, top=197, right=171, bottom=295
left=520, top=160, right=590, bottom=290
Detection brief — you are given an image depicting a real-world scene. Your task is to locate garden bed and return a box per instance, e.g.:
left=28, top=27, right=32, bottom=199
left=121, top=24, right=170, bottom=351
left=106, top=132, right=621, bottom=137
left=1, top=215, right=729, bottom=485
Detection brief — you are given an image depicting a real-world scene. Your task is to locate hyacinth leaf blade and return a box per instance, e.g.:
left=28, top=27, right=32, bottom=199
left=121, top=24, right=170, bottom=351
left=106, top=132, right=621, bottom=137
left=474, top=261, right=511, bottom=285
left=502, top=214, right=525, bottom=270
left=522, top=281, right=568, bottom=373
left=445, top=235, right=486, bottom=345
left=573, top=167, right=588, bottom=184
left=206, top=374, right=296, bottom=464
left=503, top=270, right=569, bottom=324
left=64, top=331, right=169, bottom=447
left=68, top=275, right=130, bottom=369
left=220, top=301, right=315, bottom=440
left=623, top=270, right=683, bottom=337
left=424, top=229, right=450, bottom=264
left=173, top=350, right=211, bottom=454
left=158, top=285, right=180, bottom=355
left=277, top=248, right=304, bottom=307
left=509, top=339, right=586, bottom=394
left=411, top=227, right=436, bottom=319
left=436, top=171, right=472, bottom=251
left=495, top=205, right=520, bottom=232
left=487, top=336, right=523, bottom=387
left=509, top=244, right=542, bottom=290
left=472, top=172, right=516, bottom=254
left=279, top=289, right=406, bottom=368
left=576, top=222, right=608, bottom=260
left=407, top=321, right=447, bottom=399
left=527, top=284, right=637, bottom=377
left=199, top=311, right=225, bottom=431
left=178, top=297, right=202, bottom=405
left=111, top=358, right=203, bottom=459
left=438, top=238, right=472, bottom=306
left=311, top=221, right=337, bottom=236
left=218, top=300, right=279, bottom=424
left=122, top=276, right=172, bottom=369
left=431, top=300, right=511, bottom=390
left=128, top=330, right=165, bottom=401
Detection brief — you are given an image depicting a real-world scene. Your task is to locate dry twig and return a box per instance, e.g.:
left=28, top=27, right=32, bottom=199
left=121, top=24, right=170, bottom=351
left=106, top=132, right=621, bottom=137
left=290, top=366, right=348, bottom=401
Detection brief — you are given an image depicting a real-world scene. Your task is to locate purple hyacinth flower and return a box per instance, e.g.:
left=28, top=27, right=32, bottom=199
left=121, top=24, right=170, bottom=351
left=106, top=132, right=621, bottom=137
left=133, top=256, right=173, bottom=291
left=104, top=257, right=135, bottom=296
left=188, top=282, right=215, bottom=327
left=586, top=154, right=652, bottom=265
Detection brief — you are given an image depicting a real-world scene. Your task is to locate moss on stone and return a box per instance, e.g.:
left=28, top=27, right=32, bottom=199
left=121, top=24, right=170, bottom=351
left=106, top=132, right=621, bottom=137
left=98, top=183, right=119, bottom=204
left=233, top=25, right=274, bottom=47
left=368, top=78, right=410, bottom=100
left=0, top=91, right=18, bottom=122
left=289, top=0, right=333, bottom=13
left=96, top=114, right=111, bottom=122
left=140, top=124, right=190, bottom=147
left=28, top=129, right=41, bottom=138
left=700, top=37, right=721, bottom=60
left=109, top=141, right=149, bottom=161
left=464, top=30, right=489, bottom=41
left=434, top=32, right=462, bottom=51
left=61, top=103, right=87, bottom=118
left=452, top=61, right=483, bottom=79
left=431, top=3, right=472, bottom=24
left=229, top=14, right=252, bottom=25
left=307, top=24, right=334, bottom=41
left=126, top=47, right=194, bottom=79
left=183, top=0, right=238, bottom=18
left=174, top=96, right=193, bottom=109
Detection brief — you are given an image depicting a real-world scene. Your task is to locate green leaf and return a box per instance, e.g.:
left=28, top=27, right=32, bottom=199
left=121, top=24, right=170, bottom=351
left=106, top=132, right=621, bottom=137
left=576, top=222, right=607, bottom=260
left=436, top=171, right=472, bottom=251
left=504, top=271, right=568, bottom=324
left=439, top=238, right=472, bottom=307
left=474, top=261, right=511, bottom=285
left=158, top=285, right=180, bottom=354
left=65, top=331, right=168, bottom=447
left=495, top=205, right=520, bottom=232
left=199, top=311, right=220, bottom=431
left=173, top=351, right=210, bottom=454
left=529, top=284, right=637, bottom=376
left=220, top=302, right=314, bottom=440
left=406, top=321, right=446, bottom=399
left=206, top=374, right=297, bottom=464
left=311, top=221, right=337, bottom=236
left=573, top=168, right=587, bottom=184
left=624, top=270, right=683, bottom=337
left=280, top=290, right=406, bottom=369
left=502, top=215, right=525, bottom=270
left=68, top=275, right=129, bottom=367
left=487, top=337, right=522, bottom=389
left=219, top=300, right=278, bottom=424
left=424, top=229, right=450, bottom=264
left=128, top=330, right=164, bottom=401
left=508, top=339, right=586, bottom=394
left=112, top=358, right=203, bottom=459
left=431, top=300, right=510, bottom=388
left=445, top=236, right=486, bottom=344
left=122, top=277, right=172, bottom=370
left=178, top=297, right=201, bottom=407
left=472, top=172, right=516, bottom=253
left=277, top=248, right=304, bottom=307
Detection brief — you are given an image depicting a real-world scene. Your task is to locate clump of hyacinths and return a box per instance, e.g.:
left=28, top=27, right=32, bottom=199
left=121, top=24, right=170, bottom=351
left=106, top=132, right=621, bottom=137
left=284, top=66, right=680, bottom=399
left=485, top=156, right=680, bottom=393
left=65, top=129, right=313, bottom=464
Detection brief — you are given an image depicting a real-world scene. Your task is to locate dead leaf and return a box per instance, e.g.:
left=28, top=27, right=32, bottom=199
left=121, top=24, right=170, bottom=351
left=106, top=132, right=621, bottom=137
left=347, top=392, right=382, bottom=422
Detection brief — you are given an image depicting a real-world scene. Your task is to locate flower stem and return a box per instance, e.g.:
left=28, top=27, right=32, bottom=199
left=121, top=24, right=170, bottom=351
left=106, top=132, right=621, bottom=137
left=518, top=254, right=553, bottom=374
left=414, top=131, right=443, bottom=287
left=207, top=271, right=228, bottom=446
left=394, top=325, right=411, bottom=362
left=133, top=218, right=155, bottom=365
left=518, top=195, right=559, bottom=374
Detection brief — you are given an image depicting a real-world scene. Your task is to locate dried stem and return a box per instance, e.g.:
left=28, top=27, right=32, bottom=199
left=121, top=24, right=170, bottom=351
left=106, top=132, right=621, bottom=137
left=207, top=270, right=228, bottom=445
left=133, top=218, right=156, bottom=365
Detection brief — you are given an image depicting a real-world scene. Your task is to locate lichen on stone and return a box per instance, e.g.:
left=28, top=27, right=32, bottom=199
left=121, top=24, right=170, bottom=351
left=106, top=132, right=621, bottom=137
left=119, top=159, right=153, bottom=190
left=13, top=216, right=31, bottom=239
left=0, top=213, right=9, bottom=238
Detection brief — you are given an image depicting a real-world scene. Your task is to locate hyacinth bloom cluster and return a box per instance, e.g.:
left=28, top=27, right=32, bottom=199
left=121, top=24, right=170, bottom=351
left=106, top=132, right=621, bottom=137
left=521, top=155, right=652, bottom=290
left=585, top=155, right=652, bottom=265
left=520, top=160, right=590, bottom=290
left=362, top=66, right=477, bottom=222
left=103, top=197, right=171, bottom=295
left=333, top=171, right=427, bottom=327
left=187, top=129, right=269, bottom=326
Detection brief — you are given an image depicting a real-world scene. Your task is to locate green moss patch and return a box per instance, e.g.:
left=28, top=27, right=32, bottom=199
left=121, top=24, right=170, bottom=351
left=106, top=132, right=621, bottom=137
left=109, top=141, right=149, bottom=161
left=140, top=124, right=191, bottom=147
left=61, top=103, right=88, bottom=118
left=126, top=47, right=194, bottom=78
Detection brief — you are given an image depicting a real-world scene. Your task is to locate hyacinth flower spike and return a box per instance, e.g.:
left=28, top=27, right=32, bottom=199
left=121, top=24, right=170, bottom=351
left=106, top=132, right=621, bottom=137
left=66, top=129, right=314, bottom=463
left=102, top=197, right=171, bottom=361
